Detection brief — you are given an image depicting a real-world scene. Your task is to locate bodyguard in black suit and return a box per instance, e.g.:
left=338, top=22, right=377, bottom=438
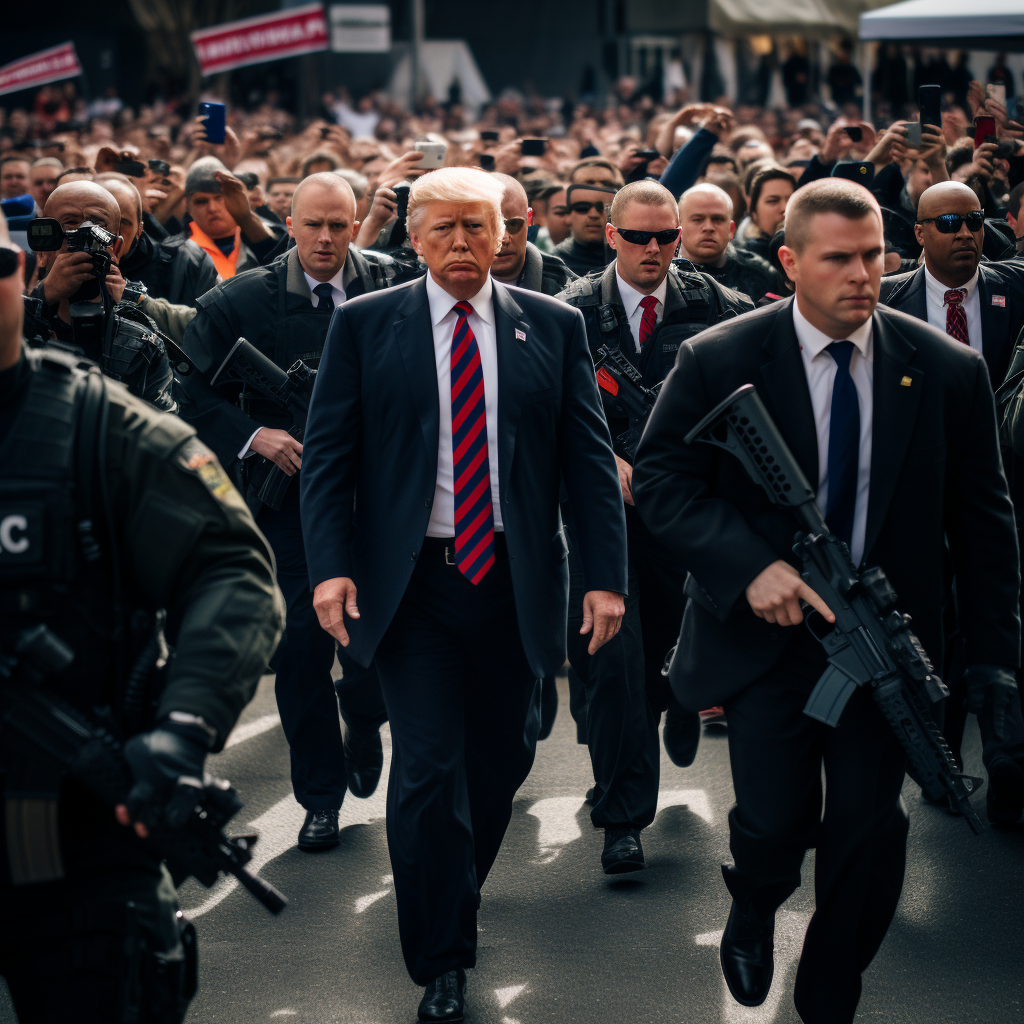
left=878, top=180, right=1024, bottom=385
left=633, top=180, right=1022, bottom=1023
left=300, top=167, right=626, bottom=1022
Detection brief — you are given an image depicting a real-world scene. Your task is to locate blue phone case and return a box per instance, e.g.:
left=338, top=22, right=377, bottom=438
left=199, top=102, right=226, bottom=145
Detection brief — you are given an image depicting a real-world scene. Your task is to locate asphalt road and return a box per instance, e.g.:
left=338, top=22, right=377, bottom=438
left=2, top=674, right=1022, bottom=1023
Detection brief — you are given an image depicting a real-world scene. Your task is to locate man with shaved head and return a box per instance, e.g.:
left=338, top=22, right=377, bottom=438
left=179, top=170, right=410, bottom=850
left=97, top=173, right=219, bottom=308
left=677, top=182, right=783, bottom=304
left=881, top=180, right=1024, bottom=386
left=489, top=173, right=575, bottom=295
left=25, top=179, right=174, bottom=409
left=634, top=177, right=1022, bottom=1021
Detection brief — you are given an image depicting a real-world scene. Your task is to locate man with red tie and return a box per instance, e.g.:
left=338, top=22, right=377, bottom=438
left=299, top=167, right=627, bottom=1022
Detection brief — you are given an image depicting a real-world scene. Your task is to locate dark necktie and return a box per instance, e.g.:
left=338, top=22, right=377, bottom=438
left=944, top=288, right=968, bottom=344
left=450, top=301, right=495, bottom=584
left=825, top=341, right=860, bottom=550
left=638, top=295, right=658, bottom=347
left=313, top=283, right=335, bottom=311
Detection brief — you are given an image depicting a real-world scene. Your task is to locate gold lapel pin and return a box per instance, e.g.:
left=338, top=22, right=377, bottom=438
left=900, top=376, right=912, bottom=387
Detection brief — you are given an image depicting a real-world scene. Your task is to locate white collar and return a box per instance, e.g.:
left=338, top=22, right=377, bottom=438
left=425, top=271, right=494, bottom=327
left=924, top=264, right=980, bottom=304
left=792, top=295, right=873, bottom=361
left=302, top=264, right=347, bottom=297
left=615, top=269, right=668, bottom=319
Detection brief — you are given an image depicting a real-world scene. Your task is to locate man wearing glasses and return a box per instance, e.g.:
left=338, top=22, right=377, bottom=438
left=553, top=159, right=625, bottom=276
left=556, top=180, right=752, bottom=873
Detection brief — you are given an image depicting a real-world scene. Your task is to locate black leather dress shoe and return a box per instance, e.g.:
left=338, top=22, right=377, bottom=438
left=418, top=968, right=466, bottom=1022
left=720, top=900, right=775, bottom=1007
left=601, top=828, right=645, bottom=874
left=663, top=695, right=701, bottom=768
left=343, top=722, right=384, bottom=799
left=585, top=784, right=604, bottom=806
left=297, top=809, right=340, bottom=850
left=537, top=676, right=559, bottom=740
left=987, top=756, right=1024, bottom=826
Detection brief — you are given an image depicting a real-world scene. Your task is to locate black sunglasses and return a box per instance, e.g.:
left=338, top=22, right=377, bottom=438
left=570, top=200, right=607, bottom=215
left=612, top=225, right=680, bottom=246
left=917, top=211, right=985, bottom=233
left=0, top=247, right=21, bottom=278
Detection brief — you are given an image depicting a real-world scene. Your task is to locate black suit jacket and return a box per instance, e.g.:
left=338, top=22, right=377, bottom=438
left=878, top=261, right=1024, bottom=386
left=632, top=297, right=1020, bottom=709
left=300, top=275, right=628, bottom=675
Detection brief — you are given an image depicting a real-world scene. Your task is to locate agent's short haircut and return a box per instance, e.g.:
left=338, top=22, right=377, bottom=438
left=569, top=157, right=625, bottom=185
left=784, top=179, right=881, bottom=253
left=609, top=180, right=679, bottom=225
left=748, top=167, right=795, bottom=211
left=96, top=172, right=144, bottom=222
left=679, top=182, right=735, bottom=219
left=407, top=167, right=504, bottom=250
left=290, top=171, right=356, bottom=219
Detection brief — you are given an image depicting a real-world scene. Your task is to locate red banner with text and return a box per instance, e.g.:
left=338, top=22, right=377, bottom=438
left=0, top=42, right=82, bottom=98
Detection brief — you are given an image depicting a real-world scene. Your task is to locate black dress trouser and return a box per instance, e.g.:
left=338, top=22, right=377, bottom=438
left=374, top=536, right=540, bottom=986
left=722, top=629, right=909, bottom=1024
left=258, top=484, right=387, bottom=811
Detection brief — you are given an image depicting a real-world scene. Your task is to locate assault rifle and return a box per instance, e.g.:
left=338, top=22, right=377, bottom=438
left=0, top=625, right=288, bottom=911
left=593, top=344, right=662, bottom=462
left=685, top=384, right=985, bottom=833
left=210, top=338, right=315, bottom=513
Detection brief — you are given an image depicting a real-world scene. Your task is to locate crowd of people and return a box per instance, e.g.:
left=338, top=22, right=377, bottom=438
left=2, top=61, right=1024, bottom=1024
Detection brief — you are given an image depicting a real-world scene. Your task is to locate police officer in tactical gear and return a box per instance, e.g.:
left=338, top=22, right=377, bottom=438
left=178, top=172, right=410, bottom=851
left=97, top=174, right=219, bottom=308
left=556, top=180, right=753, bottom=874
left=24, top=180, right=175, bottom=411
left=676, top=183, right=787, bottom=305
left=0, top=208, right=284, bottom=1023
left=490, top=174, right=576, bottom=297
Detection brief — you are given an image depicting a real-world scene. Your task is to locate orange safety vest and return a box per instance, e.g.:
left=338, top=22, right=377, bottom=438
left=189, top=222, right=242, bottom=279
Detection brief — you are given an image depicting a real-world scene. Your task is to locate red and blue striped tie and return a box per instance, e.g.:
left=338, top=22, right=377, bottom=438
left=451, top=300, right=495, bottom=584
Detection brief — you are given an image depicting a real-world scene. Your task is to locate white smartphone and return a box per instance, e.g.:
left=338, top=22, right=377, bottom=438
left=987, top=83, right=1007, bottom=108
left=414, top=141, right=447, bottom=169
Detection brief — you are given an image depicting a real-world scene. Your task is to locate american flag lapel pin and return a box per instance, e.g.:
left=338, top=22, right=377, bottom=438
left=515, top=327, right=527, bottom=342
left=992, top=295, right=1006, bottom=307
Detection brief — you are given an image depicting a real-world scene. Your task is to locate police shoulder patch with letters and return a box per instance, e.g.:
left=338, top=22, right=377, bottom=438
left=176, top=438, right=247, bottom=511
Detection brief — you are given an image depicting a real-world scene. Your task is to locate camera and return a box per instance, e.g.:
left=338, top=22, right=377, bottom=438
left=27, top=218, right=116, bottom=302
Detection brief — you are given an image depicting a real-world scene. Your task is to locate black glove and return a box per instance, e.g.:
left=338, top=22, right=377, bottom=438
left=123, top=717, right=212, bottom=829
left=962, top=664, right=1024, bottom=768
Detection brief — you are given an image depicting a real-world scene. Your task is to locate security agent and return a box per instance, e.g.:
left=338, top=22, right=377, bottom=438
left=0, top=209, right=283, bottom=1022
left=97, top=174, right=219, bottom=309
left=179, top=173, right=407, bottom=851
left=633, top=179, right=1021, bottom=1022
left=677, top=183, right=786, bottom=304
left=556, top=180, right=753, bottom=874
left=24, top=180, right=175, bottom=411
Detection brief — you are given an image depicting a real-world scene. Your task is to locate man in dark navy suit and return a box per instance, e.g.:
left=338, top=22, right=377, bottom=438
left=634, top=179, right=1022, bottom=1023
left=300, top=167, right=627, bottom=1023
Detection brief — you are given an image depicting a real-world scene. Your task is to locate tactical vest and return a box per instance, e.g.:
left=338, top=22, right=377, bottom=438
left=0, top=348, right=118, bottom=711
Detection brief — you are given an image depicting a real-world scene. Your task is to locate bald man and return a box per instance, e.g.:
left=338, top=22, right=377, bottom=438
left=25, top=180, right=174, bottom=410
left=676, top=183, right=783, bottom=304
left=97, top=174, right=219, bottom=308
left=490, top=173, right=575, bottom=295
left=881, top=180, right=1024, bottom=385
left=179, top=172, right=412, bottom=849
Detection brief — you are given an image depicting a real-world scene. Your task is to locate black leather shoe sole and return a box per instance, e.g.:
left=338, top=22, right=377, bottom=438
left=297, top=832, right=340, bottom=851
left=601, top=833, right=645, bottom=875
left=721, top=941, right=774, bottom=1007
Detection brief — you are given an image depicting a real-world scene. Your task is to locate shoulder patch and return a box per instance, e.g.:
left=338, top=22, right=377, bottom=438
left=176, top=438, right=247, bottom=511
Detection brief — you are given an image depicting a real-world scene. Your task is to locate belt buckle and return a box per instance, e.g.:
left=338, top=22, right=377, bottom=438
left=445, top=545, right=456, bottom=566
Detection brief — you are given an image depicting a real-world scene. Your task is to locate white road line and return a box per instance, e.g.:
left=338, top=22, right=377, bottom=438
left=656, top=789, right=714, bottom=824
left=495, top=983, right=527, bottom=1008
left=182, top=727, right=392, bottom=919
left=695, top=910, right=811, bottom=1023
left=526, top=796, right=586, bottom=863
left=224, top=713, right=281, bottom=749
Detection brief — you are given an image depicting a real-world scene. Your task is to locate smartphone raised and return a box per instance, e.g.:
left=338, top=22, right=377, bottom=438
left=478, top=153, right=496, bottom=171
left=198, top=101, right=226, bottom=145
left=479, top=130, right=499, bottom=143
left=842, top=126, right=863, bottom=143
left=903, top=122, right=922, bottom=149
left=987, top=83, right=1007, bottom=108
left=634, top=149, right=661, bottom=160
left=918, top=85, right=942, bottom=129
left=413, top=140, right=446, bottom=169
left=974, top=116, right=997, bottom=149
left=520, top=138, right=547, bottom=157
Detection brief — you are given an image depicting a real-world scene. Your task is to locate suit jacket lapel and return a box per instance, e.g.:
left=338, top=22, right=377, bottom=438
left=977, top=267, right=1009, bottom=378
left=757, top=298, right=819, bottom=487
left=864, top=311, right=922, bottom=559
left=492, top=280, right=528, bottom=496
left=392, top=278, right=439, bottom=463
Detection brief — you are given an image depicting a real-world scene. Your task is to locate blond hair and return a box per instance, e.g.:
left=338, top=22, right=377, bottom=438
left=407, top=167, right=504, bottom=251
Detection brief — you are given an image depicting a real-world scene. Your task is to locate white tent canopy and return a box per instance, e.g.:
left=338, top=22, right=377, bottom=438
left=860, top=0, right=1024, bottom=49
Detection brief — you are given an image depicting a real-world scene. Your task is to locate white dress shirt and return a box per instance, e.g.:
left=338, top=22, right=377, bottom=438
left=616, top=271, right=668, bottom=352
left=923, top=266, right=981, bottom=354
left=793, top=299, right=874, bottom=566
left=303, top=267, right=348, bottom=309
left=425, top=272, right=503, bottom=537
